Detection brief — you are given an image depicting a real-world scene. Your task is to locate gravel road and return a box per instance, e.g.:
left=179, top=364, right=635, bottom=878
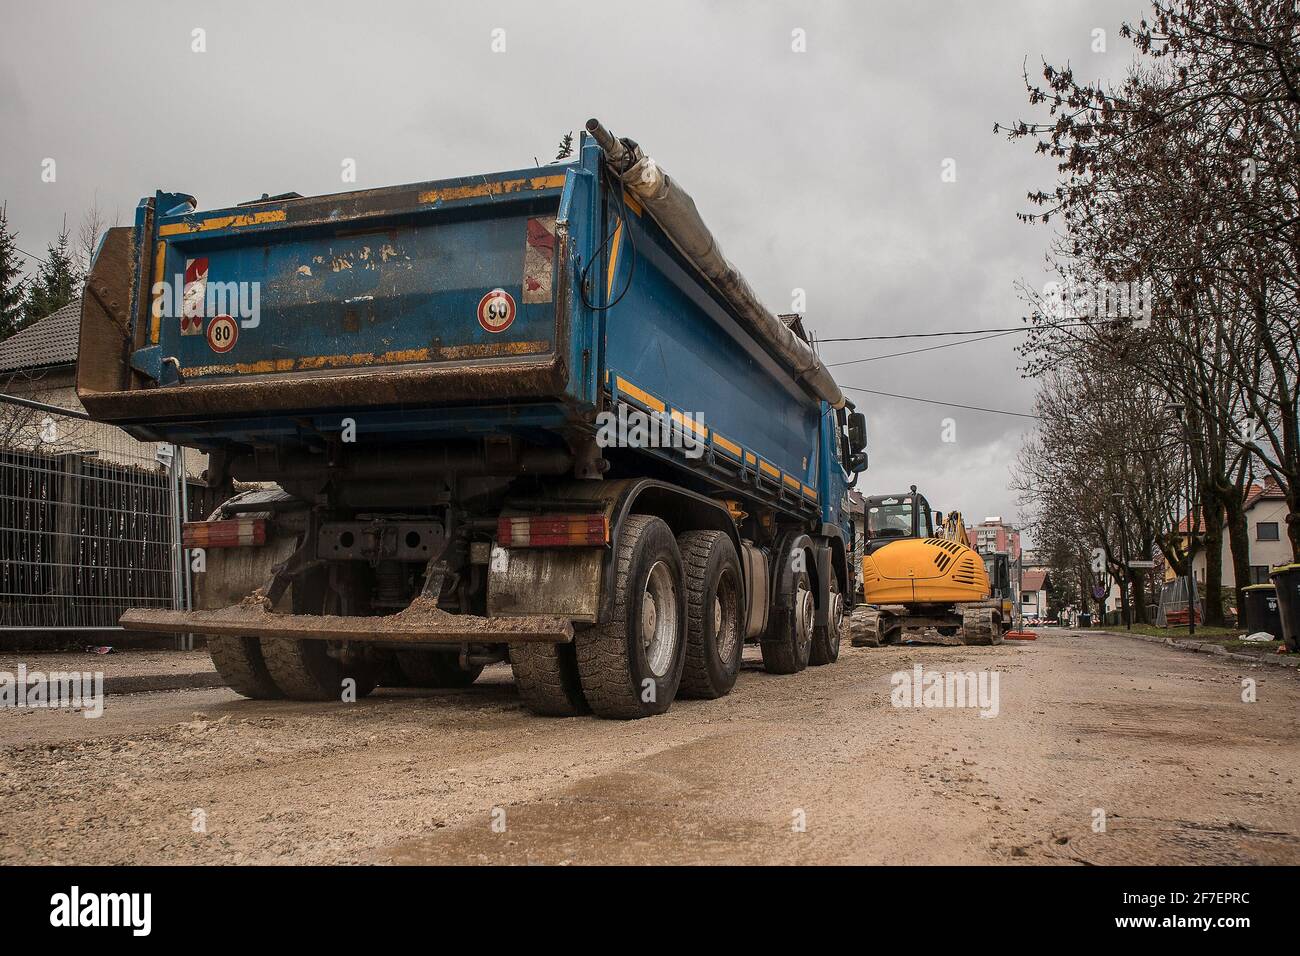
left=2, top=630, right=1297, bottom=865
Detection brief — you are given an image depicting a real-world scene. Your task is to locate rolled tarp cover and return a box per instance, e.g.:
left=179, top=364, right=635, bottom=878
left=585, top=119, right=845, bottom=410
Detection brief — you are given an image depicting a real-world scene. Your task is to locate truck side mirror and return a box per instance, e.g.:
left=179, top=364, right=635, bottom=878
left=849, top=451, right=868, bottom=474
left=847, top=412, right=867, bottom=453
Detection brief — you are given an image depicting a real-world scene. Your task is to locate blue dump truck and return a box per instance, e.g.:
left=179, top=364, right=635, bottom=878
left=77, top=119, right=869, bottom=719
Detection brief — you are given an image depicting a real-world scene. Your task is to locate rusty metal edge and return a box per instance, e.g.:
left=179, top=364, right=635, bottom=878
left=80, top=354, right=568, bottom=422
left=120, top=602, right=574, bottom=645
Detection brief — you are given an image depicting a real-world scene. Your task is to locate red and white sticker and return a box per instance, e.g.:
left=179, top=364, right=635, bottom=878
left=180, top=257, right=208, bottom=335
left=206, top=314, right=239, bottom=353
left=523, top=216, right=556, bottom=304
left=477, top=288, right=516, bottom=334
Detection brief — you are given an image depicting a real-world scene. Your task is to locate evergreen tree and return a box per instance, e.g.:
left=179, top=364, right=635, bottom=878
left=555, top=131, right=574, bottom=161
left=23, top=225, right=81, bottom=327
left=0, top=203, right=28, bottom=342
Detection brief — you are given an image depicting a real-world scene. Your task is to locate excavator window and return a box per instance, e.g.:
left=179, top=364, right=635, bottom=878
left=867, top=498, right=916, bottom=539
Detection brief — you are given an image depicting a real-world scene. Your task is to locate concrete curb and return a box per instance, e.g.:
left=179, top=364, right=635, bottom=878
left=102, top=672, right=225, bottom=695
left=1091, top=629, right=1299, bottom=669
left=18, top=671, right=224, bottom=699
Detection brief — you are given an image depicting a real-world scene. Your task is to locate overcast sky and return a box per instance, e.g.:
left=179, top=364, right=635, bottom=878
left=0, top=0, right=1145, bottom=541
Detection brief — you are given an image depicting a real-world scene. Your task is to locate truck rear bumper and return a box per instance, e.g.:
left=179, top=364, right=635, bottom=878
left=80, top=354, right=568, bottom=423
left=120, top=598, right=573, bottom=644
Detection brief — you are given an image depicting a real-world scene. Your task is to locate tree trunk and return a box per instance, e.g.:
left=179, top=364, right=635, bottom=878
left=1288, top=489, right=1300, bottom=562
left=1202, top=494, right=1225, bottom=627
left=1225, top=496, right=1252, bottom=629
left=1128, top=568, right=1147, bottom=624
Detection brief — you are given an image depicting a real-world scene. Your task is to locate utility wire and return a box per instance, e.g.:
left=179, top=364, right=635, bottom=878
left=819, top=320, right=1096, bottom=343
left=827, top=329, right=1022, bottom=368
left=841, top=384, right=1039, bottom=419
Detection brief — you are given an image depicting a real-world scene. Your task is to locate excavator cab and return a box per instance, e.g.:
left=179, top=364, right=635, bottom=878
left=863, top=486, right=933, bottom=554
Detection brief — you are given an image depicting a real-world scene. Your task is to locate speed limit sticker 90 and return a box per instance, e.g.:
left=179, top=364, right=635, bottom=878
left=477, top=288, right=516, bottom=333
left=206, top=314, right=239, bottom=353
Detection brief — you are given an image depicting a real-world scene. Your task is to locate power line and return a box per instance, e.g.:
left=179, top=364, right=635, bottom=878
left=818, top=320, right=1096, bottom=343
left=842, top=384, right=1039, bottom=419
left=14, top=246, right=47, bottom=266
left=826, top=329, right=1022, bottom=368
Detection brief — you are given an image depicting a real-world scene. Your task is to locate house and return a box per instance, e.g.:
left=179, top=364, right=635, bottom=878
left=1020, top=568, right=1051, bottom=621
left=1166, top=479, right=1291, bottom=587
left=0, top=299, right=206, bottom=477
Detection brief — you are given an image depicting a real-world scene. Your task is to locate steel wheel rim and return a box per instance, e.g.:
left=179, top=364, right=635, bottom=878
left=795, top=580, right=814, bottom=646
left=641, top=560, right=679, bottom=678
left=714, top=568, right=740, bottom=665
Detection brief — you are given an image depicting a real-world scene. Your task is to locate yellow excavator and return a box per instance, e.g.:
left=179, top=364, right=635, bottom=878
left=850, top=486, right=1009, bottom=646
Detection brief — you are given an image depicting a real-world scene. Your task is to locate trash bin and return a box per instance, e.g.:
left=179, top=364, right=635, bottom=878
left=1077, top=612, right=1092, bottom=628
left=1241, top=583, right=1282, bottom=640
left=1269, top=564, right=1300, bottom=652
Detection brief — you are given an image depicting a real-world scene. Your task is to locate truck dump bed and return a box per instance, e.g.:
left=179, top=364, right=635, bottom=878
left=79, top=169, right=578, bottom=422
left=79, top=125, right=851, bottom=524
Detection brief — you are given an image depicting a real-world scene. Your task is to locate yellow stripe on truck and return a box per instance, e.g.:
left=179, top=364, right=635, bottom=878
left=158, top=209, right=287, bottom=237
left=670, top=408, right=707, bottom=437
left=615, top=377, right=666, bottom=413
left=606, top=222, right=624, bottom=298
left=713, top=433, right=742, bottom=457
left=418, top=175, right=566, bottom=205
left=149, top=240, right=166, bottom=344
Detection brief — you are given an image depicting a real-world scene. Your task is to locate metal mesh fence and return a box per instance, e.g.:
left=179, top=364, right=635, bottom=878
left=0, top=397, right=217, bottom=634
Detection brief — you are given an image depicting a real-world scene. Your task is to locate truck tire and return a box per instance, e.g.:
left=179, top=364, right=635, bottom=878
left=810, top=572, right=846, bottom=666
left=208, top=635, right=284, bottom=700
left=761, top=567, right=813, bottom=674
left=575, top=514, right=686, bottom=719
left=261, top=639, right=379, bottom=701
left=260, top=569, right=379, bottom=700
left=509, top=642, right=588, bottom=716
left=677, top=530, right=744, bottom=699
left=394, top=649, right=483, bottom=688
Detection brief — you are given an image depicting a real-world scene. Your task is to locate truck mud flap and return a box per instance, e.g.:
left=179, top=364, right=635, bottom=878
left=120, top=598, right=573, bottom=644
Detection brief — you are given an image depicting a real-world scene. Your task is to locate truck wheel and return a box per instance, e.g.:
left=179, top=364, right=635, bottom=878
left=810, top=572, right=846, bottom=666
left=261, top=639, right=379, bottom=701
left=575, top=514, right=686, bottom=719
left=761, top=567, right=813, bottom=674
left=509, top=642, right=588, bottom=716
left=208, top=635, right=284, bottom=699
left=677, top=530, right=744, bottom=699
left=394, top=649, right=483, bottom=688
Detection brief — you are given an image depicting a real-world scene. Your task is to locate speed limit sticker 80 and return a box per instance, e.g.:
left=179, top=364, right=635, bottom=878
left=206, top=315, right=239, bottom=353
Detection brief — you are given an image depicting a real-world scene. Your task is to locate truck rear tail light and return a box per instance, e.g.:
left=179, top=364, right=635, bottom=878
left=497, top=514, right=608, bottom=548
left=182, top=518, right=267, bottom=549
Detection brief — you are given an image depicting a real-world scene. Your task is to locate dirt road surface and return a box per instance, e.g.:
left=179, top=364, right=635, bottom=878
left=2, top=630, right=1298, bottom=865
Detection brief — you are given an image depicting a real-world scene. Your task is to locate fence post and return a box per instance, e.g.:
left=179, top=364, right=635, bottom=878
left=164, top=444, right=190, bottom=651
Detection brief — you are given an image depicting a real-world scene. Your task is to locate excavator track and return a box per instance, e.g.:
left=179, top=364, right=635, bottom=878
left=958, top=605, right=1003, bottom=645
left=849, top=605, right=906, bottom=647
left=849, top=605, right=884, bottom=647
